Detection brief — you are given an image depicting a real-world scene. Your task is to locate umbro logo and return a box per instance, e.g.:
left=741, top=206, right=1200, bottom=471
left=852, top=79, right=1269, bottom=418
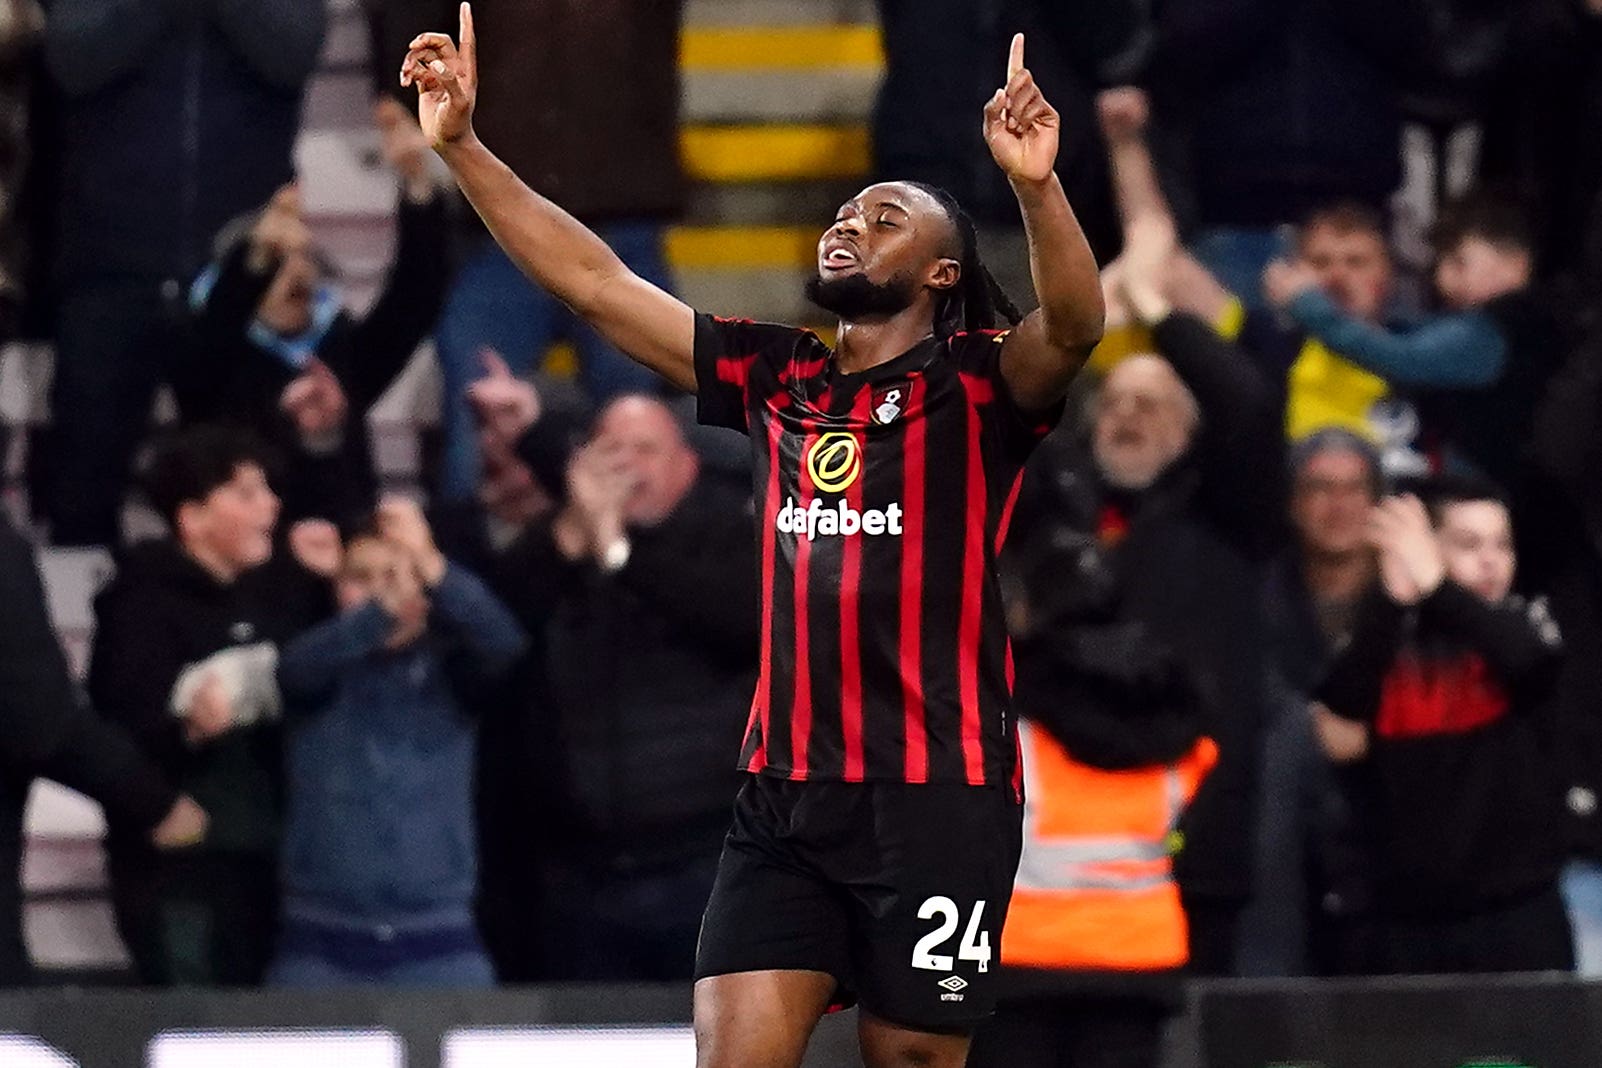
left=937, top=976, right=968, bottom=992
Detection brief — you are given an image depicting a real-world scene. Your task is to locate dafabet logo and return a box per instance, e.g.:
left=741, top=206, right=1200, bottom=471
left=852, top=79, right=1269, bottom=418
left=776, top=432, right=903, bottom=542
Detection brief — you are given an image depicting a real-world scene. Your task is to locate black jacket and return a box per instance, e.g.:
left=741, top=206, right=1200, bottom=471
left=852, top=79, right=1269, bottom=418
left=181, top=193, right=449, bottom=528
left=491, top=478, right=758, bottom=871
left=88, top=541, right=330, bottom=857
left=1149, top=0, right=1423, bottom=228
left=1317, top=582, right=1565, bottom=916
left=43, top=0, right=324, bottom=284
left=0, top=517, right=176, bottom=985
left=1005, top=313, right=1284, bottom=902
left=1523, top=322, right=1602, bottom=861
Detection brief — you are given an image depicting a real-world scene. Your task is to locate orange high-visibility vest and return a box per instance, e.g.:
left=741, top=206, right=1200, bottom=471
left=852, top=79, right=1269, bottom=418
left=1001, top=722, right=1218, bottom=972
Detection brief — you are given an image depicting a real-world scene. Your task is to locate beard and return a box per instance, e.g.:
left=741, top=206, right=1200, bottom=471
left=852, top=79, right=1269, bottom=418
left=805, top=270, right=917, bottom=321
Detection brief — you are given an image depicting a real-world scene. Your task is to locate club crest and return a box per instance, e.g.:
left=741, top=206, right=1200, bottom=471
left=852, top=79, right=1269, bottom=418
left=872, top=384, right=906, bottom=425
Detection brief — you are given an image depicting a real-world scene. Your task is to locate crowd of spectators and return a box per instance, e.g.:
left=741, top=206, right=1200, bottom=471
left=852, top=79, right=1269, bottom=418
left=0, top=4, right=1596, bottom=1051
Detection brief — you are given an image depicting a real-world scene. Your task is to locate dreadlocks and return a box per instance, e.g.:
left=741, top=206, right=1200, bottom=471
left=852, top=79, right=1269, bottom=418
left=906, top=182, right=1023, bottom=339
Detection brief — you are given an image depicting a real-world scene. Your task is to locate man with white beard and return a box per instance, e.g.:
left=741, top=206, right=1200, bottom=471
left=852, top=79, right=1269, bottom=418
left=1002, top=270, right=1286, bottom=977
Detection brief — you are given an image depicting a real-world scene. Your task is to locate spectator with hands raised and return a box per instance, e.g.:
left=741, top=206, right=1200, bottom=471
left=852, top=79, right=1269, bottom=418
left=270, top=495, right=525, bottom=987
left=1314, top=477, right=1571, bottom=975
left=183, top=97, right=452, bottom=529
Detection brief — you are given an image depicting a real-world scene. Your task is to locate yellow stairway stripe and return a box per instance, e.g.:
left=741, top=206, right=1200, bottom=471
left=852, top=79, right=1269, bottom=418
left=681, top=25, right=884, bottom=71
left=665, top=226, right=819, bottom=270
left=681, top=124, right=871, bottom=182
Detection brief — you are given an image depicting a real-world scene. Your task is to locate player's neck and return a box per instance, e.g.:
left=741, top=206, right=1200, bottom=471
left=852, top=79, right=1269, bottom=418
left=832, top=314, right=935, bottom=376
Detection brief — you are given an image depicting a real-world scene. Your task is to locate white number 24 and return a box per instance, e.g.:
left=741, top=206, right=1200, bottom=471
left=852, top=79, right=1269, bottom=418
left=911, top=897, right=991, bottom=973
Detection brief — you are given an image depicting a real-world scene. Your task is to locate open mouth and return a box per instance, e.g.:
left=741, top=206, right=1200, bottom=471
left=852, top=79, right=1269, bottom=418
left=822, top=244, right=860, bottom=271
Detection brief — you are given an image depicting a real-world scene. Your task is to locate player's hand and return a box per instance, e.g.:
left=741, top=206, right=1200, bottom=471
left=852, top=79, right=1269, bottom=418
left=983, top=34, right=1059, bottom=184
left=467, top=349, right=541, bottom=448
left=400, top=2, right=478, bottom=151
left=1262, top=258, right=1322, bottom=309
left=151, top=796, right=209, bottom=850
left=184, top=673, right=235, bottom=746
left=376, top=496, right=447, bottom=587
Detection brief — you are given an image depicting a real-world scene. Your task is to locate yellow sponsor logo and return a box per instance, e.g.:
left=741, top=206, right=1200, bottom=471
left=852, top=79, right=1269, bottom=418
left=805, top=432, right=863, bottom=493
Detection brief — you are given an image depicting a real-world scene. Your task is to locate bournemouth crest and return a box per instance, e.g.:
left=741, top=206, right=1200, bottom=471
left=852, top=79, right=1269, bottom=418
left=872, top=383, right=906, bottom=426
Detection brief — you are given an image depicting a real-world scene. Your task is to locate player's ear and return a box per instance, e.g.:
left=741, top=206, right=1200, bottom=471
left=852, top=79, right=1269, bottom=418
left=929, top=257, right=961, bottom=293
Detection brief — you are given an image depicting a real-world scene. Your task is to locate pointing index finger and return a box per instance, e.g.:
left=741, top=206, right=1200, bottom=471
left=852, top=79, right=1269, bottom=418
left=460, top=2, right=476, bottom=65
left=1007, top=33, right=1025, bottom=81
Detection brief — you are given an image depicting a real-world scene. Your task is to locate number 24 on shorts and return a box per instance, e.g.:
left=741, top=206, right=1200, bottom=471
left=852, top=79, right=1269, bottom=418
left=911, top=897, right=991, bottom=973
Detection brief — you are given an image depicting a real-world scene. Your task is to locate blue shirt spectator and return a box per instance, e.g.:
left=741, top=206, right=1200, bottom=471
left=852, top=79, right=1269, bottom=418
left=271, top=500, right=526, bottom=988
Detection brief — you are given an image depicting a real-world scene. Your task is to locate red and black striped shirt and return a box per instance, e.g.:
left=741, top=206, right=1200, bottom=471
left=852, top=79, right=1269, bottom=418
left=694, top=313, right=1060, bottom=786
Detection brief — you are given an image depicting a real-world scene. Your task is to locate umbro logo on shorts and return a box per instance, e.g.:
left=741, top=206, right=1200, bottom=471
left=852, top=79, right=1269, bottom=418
left=937, top=975, right=968, bottom=996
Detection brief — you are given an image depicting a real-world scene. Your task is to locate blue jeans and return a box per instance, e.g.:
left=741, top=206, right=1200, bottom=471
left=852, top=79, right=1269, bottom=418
left=266, top=945, right=496, bottom=989
left=1562, top=860, right=1602, bottom=978
left=1189, top=227, right=1294, bottom=312
left=433, top=225, right=670, bottom=501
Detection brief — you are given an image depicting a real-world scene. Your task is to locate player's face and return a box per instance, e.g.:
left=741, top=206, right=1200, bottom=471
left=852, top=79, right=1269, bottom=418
left=1299, top=225, right=1392, bottom=322
left=1436, top=500, right=1515, bottom=604
left=1092, top=355, right=1196, bottom=491
left=809, top=183, right=957, bottom=320
left=593, top=397, right=699, bottom=526
left=1292, top=449, right=1376, bottom=559
left=1434, top=236, right=1531, bottom=311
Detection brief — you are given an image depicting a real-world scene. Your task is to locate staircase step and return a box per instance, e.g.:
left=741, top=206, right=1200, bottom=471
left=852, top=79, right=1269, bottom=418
left=685, top=180, right=862, bottom=227
left=685, top=70, right=878, bottom=124
left=684, top=0, right=875, bottom=27
left=682, top=123, right=870, bottom=183
left=666, top=225, right=818, bottom=269
left=681, top=24, right=881, bottom=70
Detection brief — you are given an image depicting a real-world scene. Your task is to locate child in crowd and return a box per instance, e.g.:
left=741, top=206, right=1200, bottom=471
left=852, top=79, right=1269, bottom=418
left=270, top=498, right=525, bottom=987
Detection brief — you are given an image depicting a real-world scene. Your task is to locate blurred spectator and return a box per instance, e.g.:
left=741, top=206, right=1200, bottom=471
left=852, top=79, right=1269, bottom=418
left=183, top=99, right=450, bottom=529
left=1097, top=89, right=1413, bottom=454
left=0, top=510, right=208, bottom=985
left=1314, top=479, right=1570, bottom=975
left=978, top=558, right=1217, bottom=1066
left=38, top=0, right=326, bottom=546
left=88, top=426, right=333, bottom=985
left=270, top=499, right=523, bottom=988
left=1264, top=193, right=1573, bottom=493
left=1144, top=0, right=1424, bottom=304
left=1238, top=430, right=1381, bottom=976
left=1476, top=0, right=1602, bottom=282
left=1225, top=203, right=1403, bottom=446
left=1523, top=320, right=1602, bottom=975
left=1004, top=224, right=1284, bottom=974
left=487, top=393, right=756, bottom=981
left=0, top=0, right=40, bottom=338
left=368, top=0, right=680, bottom=504
left=872, top=0, right=1147, bottom=269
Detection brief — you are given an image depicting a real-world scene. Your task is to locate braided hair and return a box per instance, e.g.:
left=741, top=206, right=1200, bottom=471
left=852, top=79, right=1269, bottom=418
left=906, top=181, right=1023, bottom=339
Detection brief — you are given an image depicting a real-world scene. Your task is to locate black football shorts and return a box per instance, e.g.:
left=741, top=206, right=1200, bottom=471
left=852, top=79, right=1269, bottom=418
left=694, top=773, right=1023, bottom=1033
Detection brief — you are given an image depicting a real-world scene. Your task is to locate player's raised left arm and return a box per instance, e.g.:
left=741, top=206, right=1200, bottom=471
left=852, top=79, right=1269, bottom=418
left=986, top=34, right=1105, bottom=411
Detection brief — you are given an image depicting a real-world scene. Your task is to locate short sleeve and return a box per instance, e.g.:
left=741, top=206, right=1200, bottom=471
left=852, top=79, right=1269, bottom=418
left=950, top=330, right=1066, bottom=468
left=693, top=313, right=808, bottom=435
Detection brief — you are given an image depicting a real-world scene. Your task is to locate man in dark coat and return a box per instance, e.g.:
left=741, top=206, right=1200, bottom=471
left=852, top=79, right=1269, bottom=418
left=0, top=513, right=207, bottom=985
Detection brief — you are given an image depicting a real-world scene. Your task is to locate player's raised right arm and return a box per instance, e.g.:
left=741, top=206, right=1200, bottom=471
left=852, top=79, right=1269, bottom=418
left=400, top=3, right=696, bottom=392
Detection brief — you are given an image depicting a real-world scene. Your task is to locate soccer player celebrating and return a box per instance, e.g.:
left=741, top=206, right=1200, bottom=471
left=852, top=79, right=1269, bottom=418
left=403, top=8, right=1103, bottom=1066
